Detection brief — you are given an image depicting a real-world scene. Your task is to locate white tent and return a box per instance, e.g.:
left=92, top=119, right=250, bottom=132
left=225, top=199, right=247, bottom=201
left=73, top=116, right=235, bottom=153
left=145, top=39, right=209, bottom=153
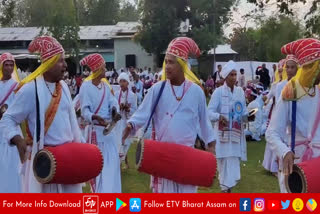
left=215, top=61, right=277, bottom=81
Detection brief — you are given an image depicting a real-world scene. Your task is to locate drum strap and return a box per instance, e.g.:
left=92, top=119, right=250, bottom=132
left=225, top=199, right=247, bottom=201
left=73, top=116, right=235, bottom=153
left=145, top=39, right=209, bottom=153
left=143, top=80, right=166, bottom=136
left=35, top=79, right=40, bottom=143
left=26, top=81, right=62, bottom=144
left=291, top=101, right=297, bottom=153
left=0, top=81, right=17, bottom=107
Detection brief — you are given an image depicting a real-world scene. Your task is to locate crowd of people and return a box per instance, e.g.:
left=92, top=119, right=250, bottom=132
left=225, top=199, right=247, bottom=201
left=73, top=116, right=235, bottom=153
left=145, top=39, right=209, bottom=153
left=0, top=35, right=319, bottom=195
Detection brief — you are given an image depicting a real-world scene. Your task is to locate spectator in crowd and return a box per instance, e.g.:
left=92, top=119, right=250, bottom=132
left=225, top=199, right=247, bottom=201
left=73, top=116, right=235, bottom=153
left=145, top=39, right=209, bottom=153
left=205, top=75, right=214, bottom=96
left=75, top=73, right=83, bottom=94
left=255, top=64, right=270, bottom=90
left=238, top=68, right=246, bottom=88
left=147, top=67, right=153, bottom=80
left=213, top=64, right=223, bottom=88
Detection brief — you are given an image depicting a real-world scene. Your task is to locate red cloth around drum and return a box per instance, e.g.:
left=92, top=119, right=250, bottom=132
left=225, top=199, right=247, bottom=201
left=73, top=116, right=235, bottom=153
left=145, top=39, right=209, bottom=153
left=33, top=142, right=103, bottom=184
left=136, top=140, right=216, bottom=187
left=286, top=157, right=320, bottom=193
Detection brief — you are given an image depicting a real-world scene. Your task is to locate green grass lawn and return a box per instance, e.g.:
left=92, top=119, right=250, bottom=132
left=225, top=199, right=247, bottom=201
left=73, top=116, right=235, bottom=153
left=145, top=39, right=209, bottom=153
left=117, top=138, right=279, bottom=193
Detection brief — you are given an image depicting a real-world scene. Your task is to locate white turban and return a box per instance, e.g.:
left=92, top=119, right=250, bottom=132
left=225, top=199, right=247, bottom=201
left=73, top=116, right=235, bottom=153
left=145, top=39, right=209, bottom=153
left=118, top=72, right=130, bottom=83
left=221, top=60, right=238, bottom=79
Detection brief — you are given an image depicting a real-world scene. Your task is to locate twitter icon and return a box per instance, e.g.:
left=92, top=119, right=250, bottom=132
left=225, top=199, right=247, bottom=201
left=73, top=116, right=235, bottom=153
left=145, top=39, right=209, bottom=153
left=281, top=200, right=290, bottom=210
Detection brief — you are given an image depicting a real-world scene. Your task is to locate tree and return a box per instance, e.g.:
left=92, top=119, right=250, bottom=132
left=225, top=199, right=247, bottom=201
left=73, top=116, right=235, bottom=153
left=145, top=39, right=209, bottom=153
left=79, top=0, right=120, bottom=25
left=0, top=0, right=25, bottom=27
left=118, top=0, right=139, bottom=22
left=135, top=0, right=186, bottom=67
left=229, top=16, right=304, bottom=61
left=187, top=0, right=236, bottom=53
left=228, top=27, right=258, bottom=61
left=246, top=0, right=311, bottom=15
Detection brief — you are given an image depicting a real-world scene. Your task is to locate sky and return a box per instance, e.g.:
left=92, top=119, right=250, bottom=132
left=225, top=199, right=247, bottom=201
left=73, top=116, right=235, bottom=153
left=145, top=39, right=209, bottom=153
left=224, top=0, right=313, bottom=37
left=128, top=0, right=313, bottom=37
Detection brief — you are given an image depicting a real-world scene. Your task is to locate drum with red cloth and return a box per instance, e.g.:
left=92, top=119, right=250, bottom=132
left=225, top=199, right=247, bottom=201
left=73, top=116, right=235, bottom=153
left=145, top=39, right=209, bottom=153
left=285, top=157, right=320, bottom=193
left=136, top=139, right=216, bottom=187
left=33, top=142, right=103, bottom=184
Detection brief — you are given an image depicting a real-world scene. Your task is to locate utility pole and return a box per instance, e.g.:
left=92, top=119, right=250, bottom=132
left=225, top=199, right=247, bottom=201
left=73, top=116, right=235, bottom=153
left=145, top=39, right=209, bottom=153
left=213, top=0, right=217, bottom=75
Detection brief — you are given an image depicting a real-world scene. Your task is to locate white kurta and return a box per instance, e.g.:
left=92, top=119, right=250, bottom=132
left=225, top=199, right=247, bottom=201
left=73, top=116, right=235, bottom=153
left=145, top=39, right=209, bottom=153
left=128, top=80, right=216, bottom=193
left=266, top=87, right=320, bottom=192
left=263, top=82, right=280, bottom=173
left=115, top=89, right=137, bottom=160
left=79, top=80, right=121, bottom=193
left=208, top=83, right=248, bottom=190
left=0, top=78, right=21, bottom=193
left=0, top=77, right=83, bottom=193
left=245, top=98, right=263, bottom=141
left=134, top=80, right=144, bottom=105
left=275, top=80, right=288, bottom=102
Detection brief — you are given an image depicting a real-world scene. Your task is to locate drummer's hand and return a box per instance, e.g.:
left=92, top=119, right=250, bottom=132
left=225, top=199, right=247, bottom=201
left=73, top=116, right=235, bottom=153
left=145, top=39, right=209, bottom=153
left=219, top=115, right=228, bottom=126
left=207, top=142, right=216, bottom=155
left=11, top=135, right=27, bottom=164
left=122, top=123, right=133, bottom=145
left=283, top=151, right=295, bottom=176
left=92, top=114, right=106, bottom=126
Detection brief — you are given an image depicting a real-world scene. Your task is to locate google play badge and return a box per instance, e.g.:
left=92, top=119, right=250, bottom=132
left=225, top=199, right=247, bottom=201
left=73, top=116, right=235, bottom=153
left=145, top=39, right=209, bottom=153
left=306, top=199, right=317, bottom=212
left=116, top=198, right=127, bottom=212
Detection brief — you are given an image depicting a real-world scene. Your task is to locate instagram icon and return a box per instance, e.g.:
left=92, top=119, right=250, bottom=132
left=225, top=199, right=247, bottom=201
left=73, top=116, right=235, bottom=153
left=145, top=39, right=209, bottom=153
left=254, top=198, right=265, bottom=212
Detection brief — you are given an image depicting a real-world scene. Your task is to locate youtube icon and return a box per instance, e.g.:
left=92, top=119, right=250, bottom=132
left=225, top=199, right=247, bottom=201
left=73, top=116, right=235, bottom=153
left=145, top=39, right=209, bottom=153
left=268, top=200, right=280, bottom=210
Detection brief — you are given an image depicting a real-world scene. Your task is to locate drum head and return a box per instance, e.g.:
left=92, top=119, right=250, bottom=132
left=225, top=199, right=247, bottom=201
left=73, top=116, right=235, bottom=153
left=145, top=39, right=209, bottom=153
left=33, top=150, right=56, bottom=184
left=285, top=165, right=307, bottom=193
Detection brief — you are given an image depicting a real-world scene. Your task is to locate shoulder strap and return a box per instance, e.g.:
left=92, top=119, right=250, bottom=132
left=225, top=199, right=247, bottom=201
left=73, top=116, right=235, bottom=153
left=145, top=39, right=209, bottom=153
left=0, top=82, right=17, bottom=106
left=291, top=101, right=297, bottom=153
left=143, top=81, right=166, bottom=135
left=35, top=79, right=41, bottom=143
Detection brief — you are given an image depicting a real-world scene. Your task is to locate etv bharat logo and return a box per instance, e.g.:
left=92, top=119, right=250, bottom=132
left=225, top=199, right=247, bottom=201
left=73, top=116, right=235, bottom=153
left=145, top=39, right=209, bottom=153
left=83, top=196, right=99, bottom=214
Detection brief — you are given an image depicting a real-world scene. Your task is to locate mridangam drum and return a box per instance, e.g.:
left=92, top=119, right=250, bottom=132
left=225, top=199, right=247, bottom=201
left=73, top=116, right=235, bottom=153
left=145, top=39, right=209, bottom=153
left=136, top=139, right=216, bottom=187
left=33, top=142, right=103, bottom=184
left=285, top=157, right=320, bottom=193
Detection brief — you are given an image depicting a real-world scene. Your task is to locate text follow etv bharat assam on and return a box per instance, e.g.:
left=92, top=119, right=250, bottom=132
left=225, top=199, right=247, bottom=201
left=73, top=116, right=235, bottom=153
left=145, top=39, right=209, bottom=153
left=143, top=200, right=237, bottom=208
left=2, top=200, right=81, bottom=208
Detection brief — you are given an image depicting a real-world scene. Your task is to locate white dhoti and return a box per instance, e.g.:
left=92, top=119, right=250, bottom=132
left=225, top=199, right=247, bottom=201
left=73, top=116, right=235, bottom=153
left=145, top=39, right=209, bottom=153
left=120, top=138, right=132, bottom=162
left=217, top=157, right=241, bottom=191
left=0, top=143, right=21, bottom=193
left=262, top=142, right=279, bottom=173
left=151, top=177, right=197, bottom=193
left=94, top=126, right=121, bottom=193
left=20, top=146, right=83, bottom=193
left=277, top=159, right=287, bottom=193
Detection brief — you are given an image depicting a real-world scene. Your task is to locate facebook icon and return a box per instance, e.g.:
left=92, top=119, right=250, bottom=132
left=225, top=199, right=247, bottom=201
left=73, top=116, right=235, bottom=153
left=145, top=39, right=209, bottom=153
left=240, top=198, right=251, bottom=212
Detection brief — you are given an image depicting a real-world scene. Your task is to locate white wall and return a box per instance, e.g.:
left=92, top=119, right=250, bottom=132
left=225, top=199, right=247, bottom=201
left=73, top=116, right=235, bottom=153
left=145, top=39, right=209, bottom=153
left=215, top=61, right=277, bottom=81
left=114, top=38, right=154, bottom=70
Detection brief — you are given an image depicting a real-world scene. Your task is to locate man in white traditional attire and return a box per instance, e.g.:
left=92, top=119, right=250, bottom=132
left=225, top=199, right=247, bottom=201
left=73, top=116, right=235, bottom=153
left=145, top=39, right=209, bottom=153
left=0, top=53, right=22, bottom=193
left=0, top=36, right=83, bottom=193
left=208, top=60, right=249, bottom=193
left=275, top=55, right=299, bottom=100
left=133, top=73, right=144, bottom=105
left=262, top=59, right=286, bottom=175
left=79, top=53, right=121, bottom=193
left=122, top=37, right=216, bottom=193
left=115, top=73, right=137, bottom=169
left=267, top=38, right=320, bottom=193
left=244, top=88, right=263, bottom=141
